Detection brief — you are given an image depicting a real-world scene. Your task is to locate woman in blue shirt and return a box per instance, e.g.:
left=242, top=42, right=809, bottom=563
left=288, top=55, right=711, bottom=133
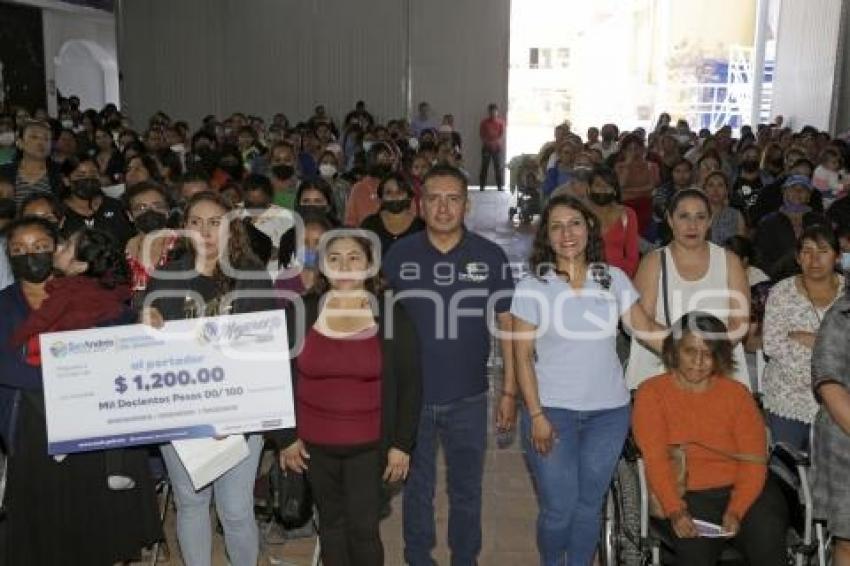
left=541, top=142, right=579, bottom=198
left=512, top=194, right=663, bottom=566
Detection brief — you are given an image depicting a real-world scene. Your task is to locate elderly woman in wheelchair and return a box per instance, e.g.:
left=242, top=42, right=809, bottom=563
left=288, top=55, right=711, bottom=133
left=632, top=312, right=790, bottom=565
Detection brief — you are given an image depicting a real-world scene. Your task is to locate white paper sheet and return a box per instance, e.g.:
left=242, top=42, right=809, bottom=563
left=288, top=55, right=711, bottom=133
left=171, top=435, right=250, bottom=490
left=693, top=519, right=734, bottom=538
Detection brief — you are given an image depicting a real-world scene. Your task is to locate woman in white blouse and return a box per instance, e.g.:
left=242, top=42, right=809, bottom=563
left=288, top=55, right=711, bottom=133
left=763, top=224, right=843, bottom=451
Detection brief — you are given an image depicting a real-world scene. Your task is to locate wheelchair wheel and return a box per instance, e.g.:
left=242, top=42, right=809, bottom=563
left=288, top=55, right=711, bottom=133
left=601, top=459, right=644, bottom=566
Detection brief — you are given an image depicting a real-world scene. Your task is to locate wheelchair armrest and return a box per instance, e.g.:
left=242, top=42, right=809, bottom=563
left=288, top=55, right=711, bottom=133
left=622, top=432, right=642, bottom=462
left=772, top=441, right=810, bottom=469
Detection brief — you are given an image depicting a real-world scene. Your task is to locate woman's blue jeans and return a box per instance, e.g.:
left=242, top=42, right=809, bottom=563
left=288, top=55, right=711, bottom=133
left=522, top=405, right=630, bottom=566
left=160, top=434, right=263, bottom=566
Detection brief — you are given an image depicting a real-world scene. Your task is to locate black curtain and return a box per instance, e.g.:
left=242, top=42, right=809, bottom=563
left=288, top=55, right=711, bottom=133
left=0, top=3, right=46, bottom=114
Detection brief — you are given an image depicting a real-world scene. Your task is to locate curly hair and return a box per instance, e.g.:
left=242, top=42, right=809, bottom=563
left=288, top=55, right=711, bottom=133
left=69, top=228, right=130, bottom=289
left=182, top=191, right=262, bottom=296
left=528, top=194, right=606, bottom=280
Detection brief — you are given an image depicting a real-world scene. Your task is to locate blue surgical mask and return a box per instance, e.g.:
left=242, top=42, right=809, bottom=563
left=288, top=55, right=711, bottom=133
left=841, top=252, right=850, bottom=273
left=303, top=248, right=318, bottom=269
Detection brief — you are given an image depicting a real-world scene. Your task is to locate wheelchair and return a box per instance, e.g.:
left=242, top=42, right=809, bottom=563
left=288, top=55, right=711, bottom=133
left=599, top=437, right=832, bottom=565
left=507, top=154, right=542, bottom=224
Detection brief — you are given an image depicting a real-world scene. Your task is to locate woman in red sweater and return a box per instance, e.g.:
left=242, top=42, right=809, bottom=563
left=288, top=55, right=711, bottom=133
left=276, top=231, right=421, bottom=566
left=633, top=312, right=788, bottom=565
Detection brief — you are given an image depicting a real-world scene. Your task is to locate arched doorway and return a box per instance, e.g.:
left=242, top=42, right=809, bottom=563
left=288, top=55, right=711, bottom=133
left=54, top=39, right=119, bottom=110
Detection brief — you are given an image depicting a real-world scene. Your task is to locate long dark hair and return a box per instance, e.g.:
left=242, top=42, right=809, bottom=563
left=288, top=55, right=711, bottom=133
left=69, top=228, right=130, bottom=289
left=529, top=194, right=606, bottom=278
left=310, top=230, right=383, bottom=297
left=296, top=177, right=339, bottom=222
left=182, top=191, right=261, bottom=296
left=278, top=214, right=336, bottom=269
left=588, top=165, right=622, bottom=201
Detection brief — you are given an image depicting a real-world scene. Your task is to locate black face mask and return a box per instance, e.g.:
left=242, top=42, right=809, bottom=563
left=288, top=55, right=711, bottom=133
left=589, top=192, right=617, bottom=206
left=381, top=198, right=411, bottom=214
left=245, top=200, right=270, bottom=211
left=272, top=164, right=296, bottom=181
left=296, top=204, right=330, bottom=218
left=371, top=164, right=392, bottom=178
left=0, top=198, right=16, bottom=220
left=71, top=178, right=102, bottom=200
left=193, top=147, right=217, bottom=167
left=221, top=163, right=243, bottom=180
left=740, top=160, right=760, bottom=173
left=134, top=209, right=168, bottom=233
left=10, top=252, right=53, bottom=283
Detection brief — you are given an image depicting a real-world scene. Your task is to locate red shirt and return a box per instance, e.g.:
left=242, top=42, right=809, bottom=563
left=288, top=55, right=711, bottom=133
left=479, top=117, right=505, bottom=150
left=344, top=176, right=380, bottom=227
left=603, top=206, right=640, bottom=278
left=296, top=328, right=383, bottom=446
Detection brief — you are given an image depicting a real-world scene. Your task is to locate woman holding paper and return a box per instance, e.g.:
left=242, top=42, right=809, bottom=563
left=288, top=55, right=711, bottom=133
left=0, top=218, right=161, bottom=565
left=143, top=191, right=276, bottom=566
left=275, top=230, right=421, bottom=566
left=633, top=312, right=788, bottom=565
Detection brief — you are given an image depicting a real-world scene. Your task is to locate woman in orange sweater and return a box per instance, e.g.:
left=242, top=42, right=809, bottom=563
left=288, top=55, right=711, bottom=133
left=633, top=312, right=788, bottom=565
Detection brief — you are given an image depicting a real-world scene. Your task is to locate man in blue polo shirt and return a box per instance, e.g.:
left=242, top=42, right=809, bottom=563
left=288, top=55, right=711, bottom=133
left=383, top=165, right=516, bottom=566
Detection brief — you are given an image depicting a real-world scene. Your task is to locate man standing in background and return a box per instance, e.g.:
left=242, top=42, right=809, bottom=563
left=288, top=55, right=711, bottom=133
left=479, top=103, right=505, bottom=191
left=411, top=101, right=438, bottom=137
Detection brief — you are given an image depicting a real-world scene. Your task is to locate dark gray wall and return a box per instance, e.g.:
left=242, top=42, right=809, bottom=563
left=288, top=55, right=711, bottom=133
left=116, top=0, right=510, bottom=176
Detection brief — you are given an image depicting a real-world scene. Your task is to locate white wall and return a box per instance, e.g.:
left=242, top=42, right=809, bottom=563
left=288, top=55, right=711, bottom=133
left=4, top=0, right=118, bottom=114
left=771, top=0, right=844, bottom=131
left=117, top=0, right=510, bottom=179
left=832, top=1, right=850, bottom=134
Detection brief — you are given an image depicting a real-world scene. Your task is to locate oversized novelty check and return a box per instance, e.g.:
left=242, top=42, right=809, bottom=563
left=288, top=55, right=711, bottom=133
left=40, top=310, right=294, bottom=455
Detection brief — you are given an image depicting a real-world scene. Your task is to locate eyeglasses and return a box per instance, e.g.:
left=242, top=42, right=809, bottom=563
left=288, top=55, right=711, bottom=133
left=131, top=202, right=169, bottom=214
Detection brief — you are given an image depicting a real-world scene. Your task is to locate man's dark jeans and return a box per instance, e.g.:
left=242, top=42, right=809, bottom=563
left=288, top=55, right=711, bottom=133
left=403, top=391, right=487, bottom=566
left=480, top=146, right=504, bottom=190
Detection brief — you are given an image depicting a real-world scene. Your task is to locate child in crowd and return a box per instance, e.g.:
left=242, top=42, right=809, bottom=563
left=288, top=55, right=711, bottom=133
left=812, top=148, right=849, bottom=208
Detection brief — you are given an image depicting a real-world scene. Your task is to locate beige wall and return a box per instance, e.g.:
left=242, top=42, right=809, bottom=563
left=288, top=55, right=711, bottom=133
left=668, top=0, right=756, bottom=58
left=772, top=0, right=844, bottom=130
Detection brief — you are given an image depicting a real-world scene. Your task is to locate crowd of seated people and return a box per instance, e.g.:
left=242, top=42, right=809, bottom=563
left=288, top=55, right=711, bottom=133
left=1, top=93, right=850, bottom=565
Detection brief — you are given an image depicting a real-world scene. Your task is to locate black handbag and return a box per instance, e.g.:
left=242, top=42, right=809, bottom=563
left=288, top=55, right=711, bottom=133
left=268, top=459, right=313, bottom=529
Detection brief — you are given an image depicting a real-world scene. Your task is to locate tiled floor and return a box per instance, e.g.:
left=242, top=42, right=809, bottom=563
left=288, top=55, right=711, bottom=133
left=154, top=189, right=542, bottom=565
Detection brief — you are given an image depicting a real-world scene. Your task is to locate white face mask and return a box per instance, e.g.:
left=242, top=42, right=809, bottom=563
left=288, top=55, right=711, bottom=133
left=408, top=137, right=420, bottom=150
left=61, top=120, right=74, bottom=129
left=0, top=132, right=15, bottom=146
left=363, top=141, right=375, bottom=152
left=841, top=251, right=850, bottom=273
left=170, top=143, right=186, bottom=154
left=319, top=163, right=337, bottom=177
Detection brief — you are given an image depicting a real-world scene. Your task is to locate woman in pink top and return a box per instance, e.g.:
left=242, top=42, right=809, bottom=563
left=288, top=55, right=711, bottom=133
left=586, top=166, right=640, bottom=278
left=344, top=142, right=397, bottom=226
